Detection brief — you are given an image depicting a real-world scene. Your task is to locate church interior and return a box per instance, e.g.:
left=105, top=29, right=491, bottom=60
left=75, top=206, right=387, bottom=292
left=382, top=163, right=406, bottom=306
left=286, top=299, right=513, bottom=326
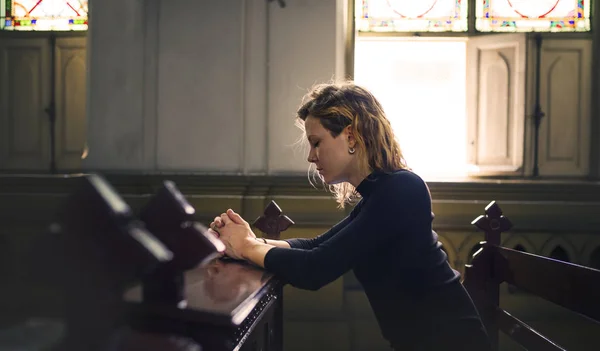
left=1, top=0, right=600, bottom=350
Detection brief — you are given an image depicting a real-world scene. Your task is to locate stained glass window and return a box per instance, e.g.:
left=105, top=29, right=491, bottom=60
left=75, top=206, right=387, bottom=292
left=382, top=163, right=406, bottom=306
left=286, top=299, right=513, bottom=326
left=1, top=0, right=88, bottom=31
left=356, top=0, right=468, bottom=32
left=476, top=0, right=591, bottom=32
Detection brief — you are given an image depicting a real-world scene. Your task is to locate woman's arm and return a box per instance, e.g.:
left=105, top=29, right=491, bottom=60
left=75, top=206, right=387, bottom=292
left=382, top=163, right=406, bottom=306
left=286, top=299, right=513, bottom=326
left=284, top=213, right=355, bottom=249
left=216, top=210, right=357, bottom=267
left=262, top=238, right=291, bottom=249
left=211, top=216, right=291, bottom=249
left=212, top=212, right=354, bottom=250
left=218, top=171, right=432, bottom=290
left=262, top=173, right=433, bottom=291
left=241, top=240, right=273, bottom=268
left=215, top=209, right=278, bottom=266
left=215, top=212, right=350, bottom=268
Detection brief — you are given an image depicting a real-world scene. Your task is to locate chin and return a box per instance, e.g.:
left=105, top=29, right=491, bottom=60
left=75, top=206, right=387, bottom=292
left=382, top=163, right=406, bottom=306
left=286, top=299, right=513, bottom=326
left=324, top=177, right=343, bottom=185
left=318, top=171, right=343, bottom=185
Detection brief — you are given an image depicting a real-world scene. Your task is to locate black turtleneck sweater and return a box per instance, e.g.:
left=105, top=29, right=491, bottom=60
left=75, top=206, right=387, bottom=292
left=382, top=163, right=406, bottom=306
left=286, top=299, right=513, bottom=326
left=263, top=170, right=490, bottom=350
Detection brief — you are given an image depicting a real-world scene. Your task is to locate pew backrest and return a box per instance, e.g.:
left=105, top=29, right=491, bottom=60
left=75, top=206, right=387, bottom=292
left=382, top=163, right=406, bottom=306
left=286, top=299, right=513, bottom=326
left=463, top=201, right=600, bottom=351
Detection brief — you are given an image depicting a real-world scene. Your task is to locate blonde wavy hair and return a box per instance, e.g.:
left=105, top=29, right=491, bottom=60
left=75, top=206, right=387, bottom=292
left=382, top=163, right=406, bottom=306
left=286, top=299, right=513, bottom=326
left=295, top=81, right=409, bottom=208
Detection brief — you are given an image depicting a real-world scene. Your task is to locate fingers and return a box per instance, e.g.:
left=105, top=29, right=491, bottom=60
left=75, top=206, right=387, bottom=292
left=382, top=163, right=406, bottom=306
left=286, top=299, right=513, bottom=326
left=220, top=211, right=233, bottom=225
left=226, top=209, right=246, bottom=225
left=216, top=209, right=246, bottom=230
left=210, top=216, right=226, bottom=233
left=213, top=216, right=224, bottom=228
left=208, top=228, right=220, bottom=238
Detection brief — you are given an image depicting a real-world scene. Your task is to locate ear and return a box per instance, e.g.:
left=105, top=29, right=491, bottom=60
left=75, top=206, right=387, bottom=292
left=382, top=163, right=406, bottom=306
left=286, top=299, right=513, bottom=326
left=345, top=125, right=356, bottom=148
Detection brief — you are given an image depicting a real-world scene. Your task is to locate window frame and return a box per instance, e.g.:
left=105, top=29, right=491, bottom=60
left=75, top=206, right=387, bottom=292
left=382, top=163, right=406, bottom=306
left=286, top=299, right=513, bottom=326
left=348, top=0, right=597, bottom=180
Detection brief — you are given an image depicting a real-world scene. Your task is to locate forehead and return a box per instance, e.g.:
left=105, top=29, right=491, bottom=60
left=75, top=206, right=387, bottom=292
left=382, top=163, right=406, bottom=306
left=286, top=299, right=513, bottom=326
left=304, top=116, right=326, bottom=135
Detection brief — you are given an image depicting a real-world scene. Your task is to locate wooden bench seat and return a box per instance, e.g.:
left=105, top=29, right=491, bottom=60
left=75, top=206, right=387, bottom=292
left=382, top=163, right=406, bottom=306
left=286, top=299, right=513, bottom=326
left=463, top=201, right=600, bottom=351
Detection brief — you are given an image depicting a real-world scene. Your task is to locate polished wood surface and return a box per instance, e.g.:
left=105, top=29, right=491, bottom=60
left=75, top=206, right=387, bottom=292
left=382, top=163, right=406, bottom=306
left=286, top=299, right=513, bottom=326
left=126, top=184, right=284, bottom=351
left=139, top=180, right=225, bottom=307
left=126, top=258, right=277, bottom=326
left=125, top=256, right=283, bottom=351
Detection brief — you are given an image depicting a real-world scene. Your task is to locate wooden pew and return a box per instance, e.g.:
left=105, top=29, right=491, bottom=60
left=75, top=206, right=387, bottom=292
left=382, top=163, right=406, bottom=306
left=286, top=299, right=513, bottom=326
left=463, top=201, right=600, bottom=351
left=0, top=174, right=174, bottom=350
left=125, top=186, right=289, bottom=351
left=137, top=180, right=226, bottom=307
left=0, top=175, right=289, bottom=351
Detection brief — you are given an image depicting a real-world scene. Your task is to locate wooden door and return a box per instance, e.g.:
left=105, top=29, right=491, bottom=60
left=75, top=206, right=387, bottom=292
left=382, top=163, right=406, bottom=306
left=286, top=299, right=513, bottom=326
left=0, top=34, right=87, bottom=172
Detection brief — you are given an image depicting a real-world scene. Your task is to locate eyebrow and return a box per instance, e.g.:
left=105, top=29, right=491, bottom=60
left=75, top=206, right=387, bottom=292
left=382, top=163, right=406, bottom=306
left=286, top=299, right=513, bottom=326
left=307, top=135, right=317, bottom=142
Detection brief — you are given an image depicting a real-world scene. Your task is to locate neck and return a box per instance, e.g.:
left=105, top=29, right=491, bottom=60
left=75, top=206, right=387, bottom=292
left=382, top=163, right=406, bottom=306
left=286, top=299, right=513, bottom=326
left=348, top=168, right=372, bottom=188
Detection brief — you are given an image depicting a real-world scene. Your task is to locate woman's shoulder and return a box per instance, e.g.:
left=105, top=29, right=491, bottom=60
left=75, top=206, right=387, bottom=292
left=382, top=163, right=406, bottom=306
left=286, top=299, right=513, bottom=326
left=386, top=169, right=426, bottom=186
left=378, top=169, right=431, bottom=198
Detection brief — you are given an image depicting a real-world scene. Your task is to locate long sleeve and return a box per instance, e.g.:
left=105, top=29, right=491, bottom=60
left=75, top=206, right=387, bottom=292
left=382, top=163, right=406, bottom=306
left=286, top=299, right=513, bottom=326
left=264, top=172, right=433, bottom=291
left=284, top=213, right=354, bottom=250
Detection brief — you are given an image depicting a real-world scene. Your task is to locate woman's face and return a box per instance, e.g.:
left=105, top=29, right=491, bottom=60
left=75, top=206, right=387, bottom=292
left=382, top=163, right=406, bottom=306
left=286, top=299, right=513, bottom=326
left=305, top=116, right=357, bottom=185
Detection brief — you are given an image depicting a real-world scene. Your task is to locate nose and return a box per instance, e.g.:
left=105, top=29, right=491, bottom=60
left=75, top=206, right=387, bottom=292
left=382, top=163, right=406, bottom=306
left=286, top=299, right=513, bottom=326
left=307, top=149, right=317, bottom=163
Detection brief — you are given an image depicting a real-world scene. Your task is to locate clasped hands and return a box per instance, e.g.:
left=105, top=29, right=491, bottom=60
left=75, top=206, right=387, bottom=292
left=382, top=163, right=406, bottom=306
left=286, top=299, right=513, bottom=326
left=209, top=209, right=257, bottom=260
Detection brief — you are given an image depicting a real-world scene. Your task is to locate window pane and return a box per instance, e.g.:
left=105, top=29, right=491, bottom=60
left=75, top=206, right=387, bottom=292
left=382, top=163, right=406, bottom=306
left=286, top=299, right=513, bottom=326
left=476, top=0, right=591, bottom=32
left=356, top=0, right=468, bottom=33
left=1, top=0, right=88, bottom=31
left=354, top=38, right=468, bottom=179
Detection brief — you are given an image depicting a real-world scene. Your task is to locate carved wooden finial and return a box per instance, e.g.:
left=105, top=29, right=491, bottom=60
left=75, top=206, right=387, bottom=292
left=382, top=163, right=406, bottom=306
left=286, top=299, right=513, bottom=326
left=471, top=201, right=513, bottom=246
left=252, top=200, right=294, bottom=240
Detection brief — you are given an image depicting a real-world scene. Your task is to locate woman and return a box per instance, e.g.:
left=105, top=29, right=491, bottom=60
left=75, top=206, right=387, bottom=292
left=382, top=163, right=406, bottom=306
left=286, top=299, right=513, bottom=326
left=209, top=82, right=491, bottom=350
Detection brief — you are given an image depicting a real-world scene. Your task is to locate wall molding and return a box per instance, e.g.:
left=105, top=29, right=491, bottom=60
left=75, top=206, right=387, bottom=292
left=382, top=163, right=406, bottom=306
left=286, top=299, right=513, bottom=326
left=2, top=173, right=600, bottom=233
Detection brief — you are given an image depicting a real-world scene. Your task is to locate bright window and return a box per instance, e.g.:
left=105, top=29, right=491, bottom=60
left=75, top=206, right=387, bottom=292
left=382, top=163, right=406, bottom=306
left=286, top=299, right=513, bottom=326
left=354, top=38, right=469, bottom=179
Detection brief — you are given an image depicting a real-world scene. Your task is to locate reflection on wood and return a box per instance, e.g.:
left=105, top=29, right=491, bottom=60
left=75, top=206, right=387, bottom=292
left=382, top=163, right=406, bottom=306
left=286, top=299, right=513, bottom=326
left=126, top=259, right=275, bottom=326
